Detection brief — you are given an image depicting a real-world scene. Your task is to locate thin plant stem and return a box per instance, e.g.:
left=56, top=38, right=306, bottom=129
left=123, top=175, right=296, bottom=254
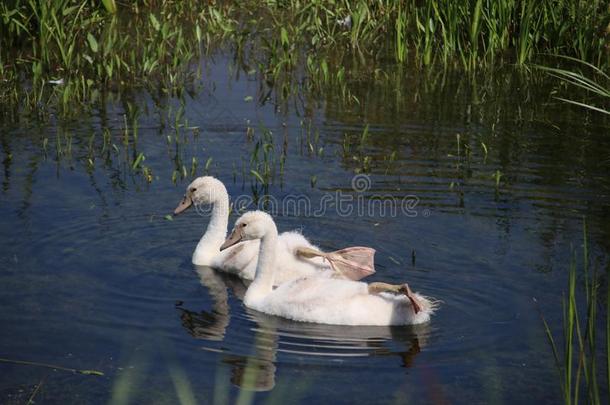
left=0, top=357, right=104, bottom=376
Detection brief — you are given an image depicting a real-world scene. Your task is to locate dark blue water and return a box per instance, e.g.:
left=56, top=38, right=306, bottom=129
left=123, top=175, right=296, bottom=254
left=1, top=56, right=609, bottom=404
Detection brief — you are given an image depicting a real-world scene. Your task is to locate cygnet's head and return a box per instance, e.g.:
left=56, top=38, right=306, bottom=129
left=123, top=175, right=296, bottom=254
left=174, top=176, right=227, bottom=215
left=220, top=211, right=275, bottom=251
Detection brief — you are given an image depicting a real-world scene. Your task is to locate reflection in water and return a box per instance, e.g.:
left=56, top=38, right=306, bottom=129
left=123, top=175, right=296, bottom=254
left=178, top=266, right=243, bottom=341
left=177, top=266, right=430, bottom=391
left=177, top=266, right=278, bottom=391
left=223, top=327, right=278, bottom=392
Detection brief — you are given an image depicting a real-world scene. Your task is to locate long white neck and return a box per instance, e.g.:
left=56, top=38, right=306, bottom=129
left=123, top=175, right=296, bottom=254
left=192, top=186, right=229, bottom=266
left=244, top=224, right=278, bottom=306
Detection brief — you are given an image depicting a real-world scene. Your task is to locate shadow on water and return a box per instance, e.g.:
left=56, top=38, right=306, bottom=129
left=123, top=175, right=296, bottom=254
left=176, top=266, right=429, bottom=393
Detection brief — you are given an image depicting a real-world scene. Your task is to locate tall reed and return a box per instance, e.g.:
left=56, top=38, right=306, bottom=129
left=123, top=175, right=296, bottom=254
left=539, top=221, right=609, bottom=404
left=0, top=1, right=607, bottom=119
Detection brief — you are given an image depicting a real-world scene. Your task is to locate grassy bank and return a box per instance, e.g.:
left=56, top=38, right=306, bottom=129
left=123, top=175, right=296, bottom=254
left=0, top=1, right=608, bottom=118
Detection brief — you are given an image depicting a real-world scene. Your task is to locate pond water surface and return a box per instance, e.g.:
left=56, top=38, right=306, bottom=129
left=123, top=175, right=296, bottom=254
left=1, top=55, right=609, bottom=404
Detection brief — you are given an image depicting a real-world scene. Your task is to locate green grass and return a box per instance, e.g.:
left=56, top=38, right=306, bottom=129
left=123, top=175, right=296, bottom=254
left=535, top=56, right=610, bottom=115
left=0, top=0, right=204, bottom=117
left=538, top=220, right=609, bottom=404
left=0, top=1, right=607, bottom=187
left=0, top=1, right=608, bottom=120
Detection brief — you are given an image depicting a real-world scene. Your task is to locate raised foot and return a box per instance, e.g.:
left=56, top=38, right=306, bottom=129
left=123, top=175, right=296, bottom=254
left=368, top=282, right=423, bottom=314
left=398, top=283, right=422, bottom=314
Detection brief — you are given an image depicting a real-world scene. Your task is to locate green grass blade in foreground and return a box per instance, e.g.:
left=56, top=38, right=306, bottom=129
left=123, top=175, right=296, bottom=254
left=536, top=299, right=564, bottom=388
left=102, top=0, right=117, bottom=14
left=534, top=58, right=610, bottom=116
left=549, top=55, right=610, bottom=81
left=554, top=98, right=610, bottom=116
left=538, top=219, right=609, bottom=404
left=168, top=364, right=197, bottom=405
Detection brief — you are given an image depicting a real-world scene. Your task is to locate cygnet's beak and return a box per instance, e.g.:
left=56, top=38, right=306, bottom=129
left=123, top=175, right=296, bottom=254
left=174, top=195, right=193, bottom=215
left=220, top=228, right=243, bottom=251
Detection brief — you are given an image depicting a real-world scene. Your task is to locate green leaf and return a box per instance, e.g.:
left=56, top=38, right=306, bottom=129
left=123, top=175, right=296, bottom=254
left=149, top=14, right=160, bottom=31
left=321, top=59, right=328, bottom=82
left=555, top=97, right=610, bottom=116
left=204, top=157, right=213, bottom=171
left=250, top=170, right=265, bottom=184
left=80, top=369, right=104, bottom=376
left=164, top=214, right=173, bottom=221
left=87, top=33, right=98, bottom=53
left=101, top=0, right=117, bottom=14
left=132, top=152, right=145, bottom=170
left=280, top=27, right=289, bottom=47
left=195, top=24, right=202, bottom=43
left=63, top=5, right=79, bottom=16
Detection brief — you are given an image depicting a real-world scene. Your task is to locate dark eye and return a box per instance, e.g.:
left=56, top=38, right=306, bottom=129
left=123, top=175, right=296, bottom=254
left=190, top=187, right=197, bottom=193
left=241, top=223, right=247, bottom=227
